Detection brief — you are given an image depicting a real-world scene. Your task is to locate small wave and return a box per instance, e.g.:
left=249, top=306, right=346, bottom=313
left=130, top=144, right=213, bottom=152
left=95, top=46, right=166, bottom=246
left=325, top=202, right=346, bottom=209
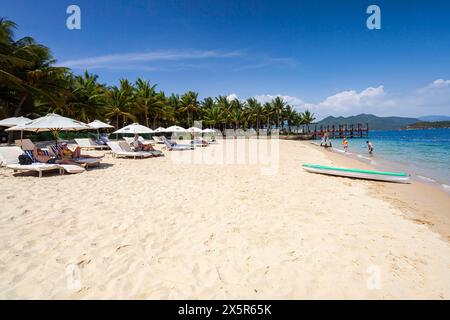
left=417, top=175, right=436, bottom=183
left=442, top=184, right=450, bottom=190
left=357, top=154, right=372, bottom=160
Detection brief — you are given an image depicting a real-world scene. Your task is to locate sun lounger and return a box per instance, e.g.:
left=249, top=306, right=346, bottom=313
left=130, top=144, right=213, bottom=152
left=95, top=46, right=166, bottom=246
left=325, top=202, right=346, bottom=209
left=162, top=136, right=193, bottom=151
left=193, top=138, right=209, bottom=147
left=49, top=145, right=102, bottom=168
left=119, top=141, right=163, bottom=157
left=22, top=149, right=86, bottom=174
left=123, top=137, right=134, bottom=145
left=152, top=136, right=165, bottom=144
left=75, top=138, right=110, bottom=150
left=124, top=136, right=155, bottom=146
left=15, top=139, right=36, bottom=151
left=0, top=146, right=83, bottom=177
left=107, top=141, right=152, bottom=159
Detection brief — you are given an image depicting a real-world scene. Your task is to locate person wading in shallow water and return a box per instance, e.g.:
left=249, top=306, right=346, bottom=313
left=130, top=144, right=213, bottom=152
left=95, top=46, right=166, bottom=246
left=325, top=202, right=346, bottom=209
left=342, top=137, right=349, bottom=152
left=366, top=140, right=374, bottom=154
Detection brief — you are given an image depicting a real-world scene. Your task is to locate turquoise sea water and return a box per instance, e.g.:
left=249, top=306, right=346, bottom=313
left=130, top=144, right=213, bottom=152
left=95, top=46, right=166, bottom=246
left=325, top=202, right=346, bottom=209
left=327, top=128, right=450, bottom=190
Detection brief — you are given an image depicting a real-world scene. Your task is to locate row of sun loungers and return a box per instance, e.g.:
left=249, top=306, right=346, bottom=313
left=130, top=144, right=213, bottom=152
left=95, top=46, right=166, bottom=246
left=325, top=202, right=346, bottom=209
left=1, top=135, right=213, bottom=177
left=0, top=146, right=85, bottom=177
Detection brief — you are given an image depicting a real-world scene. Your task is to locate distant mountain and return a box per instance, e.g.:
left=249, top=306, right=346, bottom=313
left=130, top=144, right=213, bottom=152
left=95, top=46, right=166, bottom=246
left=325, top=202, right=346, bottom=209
left=418, top=115, right=450, bottom=122
left=316, top=114, right=419, bottom=131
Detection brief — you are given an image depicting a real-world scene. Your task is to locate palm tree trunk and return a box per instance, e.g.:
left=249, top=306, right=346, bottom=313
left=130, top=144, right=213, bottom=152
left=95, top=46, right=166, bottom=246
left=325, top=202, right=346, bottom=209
left=13, top=93, right=28, bottom=117
left=145, top=112, right=149, bottom=127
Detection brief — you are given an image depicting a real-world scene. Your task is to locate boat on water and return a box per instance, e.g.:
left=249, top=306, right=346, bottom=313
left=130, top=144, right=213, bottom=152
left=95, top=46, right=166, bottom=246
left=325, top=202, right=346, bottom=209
left=302, top=164, right=411, bottom=183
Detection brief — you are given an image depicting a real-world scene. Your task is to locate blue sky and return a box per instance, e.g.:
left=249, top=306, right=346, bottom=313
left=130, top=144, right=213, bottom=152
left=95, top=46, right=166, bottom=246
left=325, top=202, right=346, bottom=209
left=3, top=0, right=450, bottom=119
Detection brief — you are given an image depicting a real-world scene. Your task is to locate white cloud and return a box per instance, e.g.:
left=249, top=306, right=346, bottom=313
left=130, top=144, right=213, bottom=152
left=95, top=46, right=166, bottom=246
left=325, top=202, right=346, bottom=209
left=58, top=50, right=241, bottom=69
left=252, top=80, right=450, bottom=119
left=232, top=57, right=297, bottom=72
left=418, top=79, right=450, bottom=93
left=226, top=93, right=240, bottom=102
left=254, top=94, right=305, bottom=108
left=317, top=86, right=385, bottom=112
left=431, top=79, right=450, bottom=87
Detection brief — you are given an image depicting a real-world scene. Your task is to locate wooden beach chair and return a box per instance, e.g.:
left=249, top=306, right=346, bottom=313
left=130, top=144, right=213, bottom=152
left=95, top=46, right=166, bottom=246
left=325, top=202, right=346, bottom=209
left=119, top=141, right=163, bottom=157
left=75, top=138, right=109, bottom=150
left=162, top=136, right=193, bottom=151
left=107, top=141, right=152, bottom=159
left=0, top=146, right=64, bottom=177
left=15, top=139, right=36, bottom=151
left=49, top=145, right=102, bottom=168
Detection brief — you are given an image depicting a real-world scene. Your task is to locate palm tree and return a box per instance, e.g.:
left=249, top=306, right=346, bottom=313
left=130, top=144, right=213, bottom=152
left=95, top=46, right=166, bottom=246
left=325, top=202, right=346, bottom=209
left=229, top=99, right=246, bottom=131
left=103, top=82, right=136, bottom=129
left=0, top=18, right=70, bottom=118
left=263, top=102, right=273, bottom=132
left=271, top=96, right=287, bottom=130
left=201, top=97, right=215, bottom=110
left=283, top=105, right=297, bottom=134
left=203, top=106, right=223, bottom=129
left=246, top=98, right=263, bottom=135
left=179, top=91, right=199, bottom=127
left=301, top=109, right=316, bottom=132
left=215, top=96, right=231, bottom=130
left=66, top=71, right=105, bottom=122
left=134, top=78, right=164, bottom=127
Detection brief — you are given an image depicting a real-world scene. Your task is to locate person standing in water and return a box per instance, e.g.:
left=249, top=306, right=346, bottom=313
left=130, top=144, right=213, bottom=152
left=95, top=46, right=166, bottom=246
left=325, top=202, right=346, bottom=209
left=342, top=137, right=349, bottom=152
left=366, top=140, right=374, bottom=154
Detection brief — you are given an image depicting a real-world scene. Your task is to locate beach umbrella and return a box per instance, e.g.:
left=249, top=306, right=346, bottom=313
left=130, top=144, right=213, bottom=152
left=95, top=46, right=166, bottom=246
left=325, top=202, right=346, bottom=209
left=153, top=127, right=166, bottom=133
left=164, top=125, right=187, bottom=133
left=88, top=120, right=114, bottom=138
left=88, top=120, right=114, bottom=129
left=187, top=127, right=203, bottom=133
left=113, top=123, right=154, bottom=134
left=0, top=116, right=32, bottom=143
left=0, top=116, right=31, bottom=127
left=6, top=113, right=90, bottom=145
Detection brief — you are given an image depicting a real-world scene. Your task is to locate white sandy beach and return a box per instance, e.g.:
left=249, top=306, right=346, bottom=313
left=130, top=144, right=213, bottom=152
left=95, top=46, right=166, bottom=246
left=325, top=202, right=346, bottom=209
left=0, top=139, right=449, bottom=299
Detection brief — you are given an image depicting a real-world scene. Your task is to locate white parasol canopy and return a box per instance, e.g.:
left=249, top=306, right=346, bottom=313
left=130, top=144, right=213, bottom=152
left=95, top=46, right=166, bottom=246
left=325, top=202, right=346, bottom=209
left=6, top=113, right=90, bottom=145
left=0, top=116, right=31, bottom=127
left=6, top=113, right=90, bottom=132
left=187, top=127, right=203, bottom=133
left=202, top=128, right=217, bottom=133
left=88, top=120, right=114, bottom=129
left=164, top=125, right=187, bottom=133
left=113, top=123, right=154, bottom=134
left=153, top=127, right=166, bottom=133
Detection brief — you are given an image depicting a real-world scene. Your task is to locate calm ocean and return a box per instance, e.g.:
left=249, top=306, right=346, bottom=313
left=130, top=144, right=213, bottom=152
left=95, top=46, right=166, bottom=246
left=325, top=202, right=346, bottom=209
left=328, top=128, right=450, bottom=191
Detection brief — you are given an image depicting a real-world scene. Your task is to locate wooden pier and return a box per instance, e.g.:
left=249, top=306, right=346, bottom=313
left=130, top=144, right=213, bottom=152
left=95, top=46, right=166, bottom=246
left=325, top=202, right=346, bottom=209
left=311, top=123, right=369, bottom=139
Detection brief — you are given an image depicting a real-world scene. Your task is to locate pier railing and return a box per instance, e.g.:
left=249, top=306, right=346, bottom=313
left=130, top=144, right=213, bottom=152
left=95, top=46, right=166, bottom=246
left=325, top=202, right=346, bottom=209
left=309, top=123, right=369, bottom=139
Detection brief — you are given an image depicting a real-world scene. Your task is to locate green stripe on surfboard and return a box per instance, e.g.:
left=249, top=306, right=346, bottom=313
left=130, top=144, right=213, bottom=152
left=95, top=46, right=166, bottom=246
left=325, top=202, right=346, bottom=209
left=302, top=164, right=409, bottom=177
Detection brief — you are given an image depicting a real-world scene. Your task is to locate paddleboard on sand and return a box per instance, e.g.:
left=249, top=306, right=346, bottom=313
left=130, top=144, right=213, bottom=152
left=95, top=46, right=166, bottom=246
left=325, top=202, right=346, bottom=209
left=302, top=164, right=410, bottom=183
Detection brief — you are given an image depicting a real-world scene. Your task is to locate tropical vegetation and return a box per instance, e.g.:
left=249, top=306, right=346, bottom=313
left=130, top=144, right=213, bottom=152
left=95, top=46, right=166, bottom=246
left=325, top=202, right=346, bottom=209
left=0, top=18, right=315, bottom=134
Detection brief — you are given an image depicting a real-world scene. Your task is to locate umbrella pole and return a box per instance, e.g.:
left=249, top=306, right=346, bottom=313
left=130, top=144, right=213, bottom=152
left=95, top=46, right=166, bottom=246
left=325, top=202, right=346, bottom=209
left=54, top=130, right=59, bottom=146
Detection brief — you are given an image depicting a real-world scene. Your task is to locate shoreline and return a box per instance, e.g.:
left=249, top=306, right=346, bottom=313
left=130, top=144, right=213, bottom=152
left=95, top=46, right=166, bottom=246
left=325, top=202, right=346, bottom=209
left=309, top=142, right=450, bottom=243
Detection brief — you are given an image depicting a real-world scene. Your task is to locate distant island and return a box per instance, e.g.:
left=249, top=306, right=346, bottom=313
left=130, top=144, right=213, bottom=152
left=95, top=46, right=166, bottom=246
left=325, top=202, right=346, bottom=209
left=315, top=114, right=450, bottom=131
left=316, top=114, right=419, bottom=131
left=417, top=115, right=450, bottom=122
left=404, top=121, right=450, bottom=130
